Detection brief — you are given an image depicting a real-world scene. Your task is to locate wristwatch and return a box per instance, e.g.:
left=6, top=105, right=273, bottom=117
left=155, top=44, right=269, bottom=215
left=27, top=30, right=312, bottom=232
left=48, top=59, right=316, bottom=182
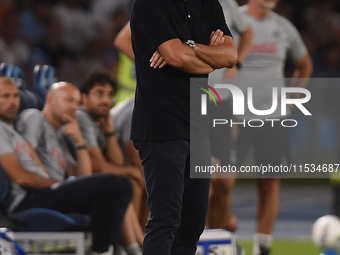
left=235, top=62, right=243, bottom=70
left=186, top=40, right=196, bottom=50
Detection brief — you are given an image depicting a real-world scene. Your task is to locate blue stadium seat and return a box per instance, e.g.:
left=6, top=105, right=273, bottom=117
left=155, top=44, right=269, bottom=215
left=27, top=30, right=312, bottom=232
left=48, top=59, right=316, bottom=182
left=33, top=65, right=56, bottom=101
left=0, top=164, right=91, bottom=232
left=12, top=66, right=43, bottom=111
left=0, top=63, right=14, bottom=77
left=0, top=64, right=44, bottom=111
left=0, top=64, right=91, bottom=232
left=0, top=163, right=8, bottom=203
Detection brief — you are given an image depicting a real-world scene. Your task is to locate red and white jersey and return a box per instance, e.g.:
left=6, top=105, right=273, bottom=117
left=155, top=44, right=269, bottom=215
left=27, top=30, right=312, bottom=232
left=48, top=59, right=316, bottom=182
left=239, top=5, right=307, bottom=78
left=232, top=6, right=308, bottom=119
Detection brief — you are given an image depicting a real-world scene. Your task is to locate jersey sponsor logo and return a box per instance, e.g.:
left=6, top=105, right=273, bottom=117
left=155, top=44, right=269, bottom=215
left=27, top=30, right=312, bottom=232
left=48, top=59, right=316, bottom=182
left=250, top=41, right=278, bottom=54
left=51, top=146, right=67, bottom=169
left=15, top=141, right=31, bottom=156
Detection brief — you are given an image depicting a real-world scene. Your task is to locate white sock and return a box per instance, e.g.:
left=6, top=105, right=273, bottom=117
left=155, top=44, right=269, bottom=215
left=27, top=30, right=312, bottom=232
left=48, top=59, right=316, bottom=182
left=90, top=245, right=114, bottom=255
left=125, top=242, right=142, bottom=255
left=253, top=233, right=273, bottom=255
left=114, top=245, right=127, bottom=255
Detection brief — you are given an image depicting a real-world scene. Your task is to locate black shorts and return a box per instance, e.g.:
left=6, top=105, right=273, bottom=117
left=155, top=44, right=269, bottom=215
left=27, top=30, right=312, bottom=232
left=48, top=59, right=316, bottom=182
left=235, top=121, right=290, bottom=167
left=208, top=99, right=234, bottom=166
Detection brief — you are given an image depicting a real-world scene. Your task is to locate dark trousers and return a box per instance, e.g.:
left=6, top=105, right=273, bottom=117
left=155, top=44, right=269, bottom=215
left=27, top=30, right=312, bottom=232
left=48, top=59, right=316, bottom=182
left=208, top=99, right=233, bottom=166
left=13, top=173, right=132, bottom=253
left=134, top=138, right=211, bottom=255
left=333, top=184, right=340, bottom=217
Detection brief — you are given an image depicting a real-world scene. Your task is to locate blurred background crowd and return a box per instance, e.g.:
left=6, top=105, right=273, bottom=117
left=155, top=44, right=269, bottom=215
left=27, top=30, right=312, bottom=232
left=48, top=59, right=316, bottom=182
left=0, top=0, right=339, bottom=163
left=1, top=0, right=340, bottom=83
left=0, top=0, right=131, bottom=86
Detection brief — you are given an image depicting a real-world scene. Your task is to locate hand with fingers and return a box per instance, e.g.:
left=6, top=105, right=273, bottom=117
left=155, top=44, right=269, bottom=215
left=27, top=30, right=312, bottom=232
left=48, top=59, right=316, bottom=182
left=97, top=113, right=115, bottom=133
left=63, top=114, right=85, bottom=146
left=209, top=28, right=236, bottom=79
left=210, top=29, right=225, bottom=46
left=149, top=29, right=226, bottom=70
left=150, top=50, right=167, bottom=69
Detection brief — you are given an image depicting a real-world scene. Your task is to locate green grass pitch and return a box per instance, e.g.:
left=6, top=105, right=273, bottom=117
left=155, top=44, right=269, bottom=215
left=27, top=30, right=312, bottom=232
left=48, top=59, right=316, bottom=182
left=238, top=240, right=336, bottom=255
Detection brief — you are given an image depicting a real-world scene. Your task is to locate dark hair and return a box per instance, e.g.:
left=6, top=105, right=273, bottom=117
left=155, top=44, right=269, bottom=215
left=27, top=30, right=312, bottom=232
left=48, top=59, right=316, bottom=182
left=80, top=70, right=117, bottom=95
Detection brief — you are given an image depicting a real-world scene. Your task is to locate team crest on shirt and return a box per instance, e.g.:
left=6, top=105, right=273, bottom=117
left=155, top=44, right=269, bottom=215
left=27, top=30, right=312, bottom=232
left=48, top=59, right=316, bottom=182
left=273, top=31, right=281, bottom=39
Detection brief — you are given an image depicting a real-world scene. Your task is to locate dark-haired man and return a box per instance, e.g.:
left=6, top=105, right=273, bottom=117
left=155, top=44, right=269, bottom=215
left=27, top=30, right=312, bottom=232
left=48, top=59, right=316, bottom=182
left=130, top=0, right=237, bottom=254
left=77, top=70, right=144, bottom=255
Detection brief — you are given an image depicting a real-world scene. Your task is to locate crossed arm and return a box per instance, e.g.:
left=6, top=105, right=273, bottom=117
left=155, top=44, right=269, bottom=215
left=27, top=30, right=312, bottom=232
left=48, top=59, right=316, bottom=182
left=114, top=23, right=237, bottom=74
left=154, top=30, right=237, bottom=74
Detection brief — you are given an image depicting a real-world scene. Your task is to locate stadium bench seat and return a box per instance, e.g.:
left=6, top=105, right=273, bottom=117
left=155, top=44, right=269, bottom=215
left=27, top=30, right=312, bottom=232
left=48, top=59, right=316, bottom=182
left=0, top=163, right=91, bottom=254
left=32, top=65, right=56, bottom=101
left=0, top=63, right=44, bottom=111
left=0, top=63, right=91, bottom=254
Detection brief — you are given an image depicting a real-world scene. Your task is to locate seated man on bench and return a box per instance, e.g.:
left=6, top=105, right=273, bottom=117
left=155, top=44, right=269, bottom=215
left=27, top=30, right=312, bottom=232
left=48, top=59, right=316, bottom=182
left=0, top=76, right=132, bottom=255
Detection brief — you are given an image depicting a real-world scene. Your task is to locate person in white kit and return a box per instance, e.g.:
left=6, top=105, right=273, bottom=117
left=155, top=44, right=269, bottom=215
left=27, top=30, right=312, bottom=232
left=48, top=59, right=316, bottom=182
left=207, top=0, right=253, bottom=233
left=211, top=0, right=313, bottom=255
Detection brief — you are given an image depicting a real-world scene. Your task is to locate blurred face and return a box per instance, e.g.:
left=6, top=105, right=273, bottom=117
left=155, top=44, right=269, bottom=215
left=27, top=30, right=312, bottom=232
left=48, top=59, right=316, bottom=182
left=0, top=78, right=20, bottom=123
left=256, top=0, right=279, bottom=10
left=50, top=85, right=81, bottom=124
left=83, top=83, right=115, bottom=118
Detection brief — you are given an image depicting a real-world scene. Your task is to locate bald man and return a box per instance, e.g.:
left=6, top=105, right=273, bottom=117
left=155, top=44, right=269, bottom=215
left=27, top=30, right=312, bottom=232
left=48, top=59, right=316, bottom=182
left=16, top=82, right=91, bottom=179
left=0, top=77, right=132, bottom=255
left=17, top=81, right=143, bottom=255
